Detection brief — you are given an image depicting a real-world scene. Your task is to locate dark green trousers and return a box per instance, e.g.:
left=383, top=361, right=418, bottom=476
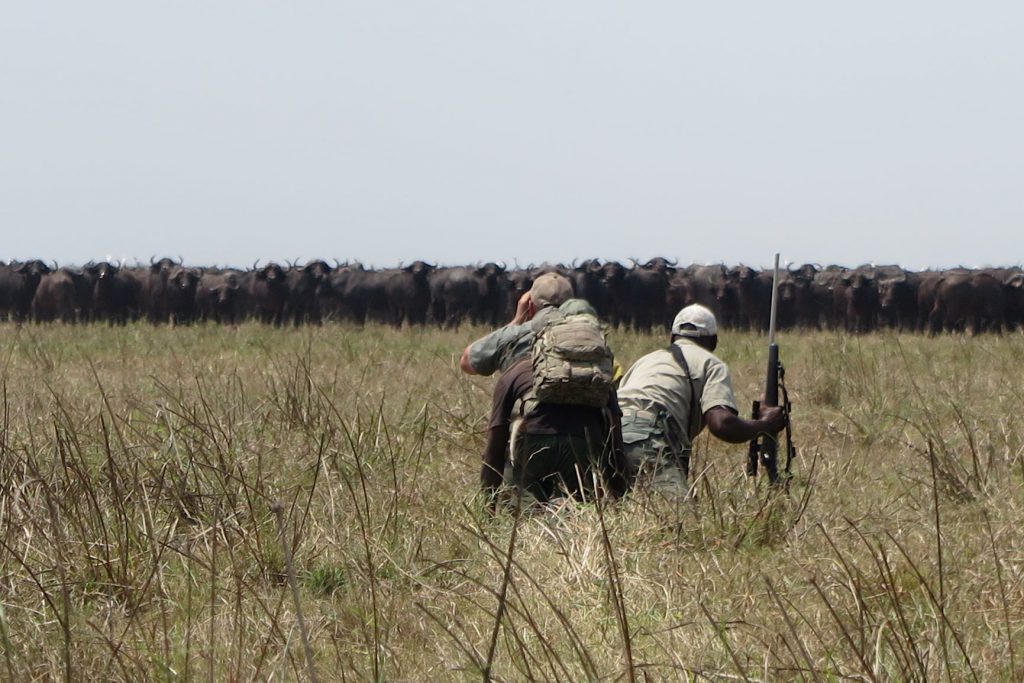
left=511, top=432, right=609, bottom=504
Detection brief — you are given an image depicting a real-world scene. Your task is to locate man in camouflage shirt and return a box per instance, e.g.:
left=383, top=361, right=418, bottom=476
left=461, top=272, right=627, bottom=508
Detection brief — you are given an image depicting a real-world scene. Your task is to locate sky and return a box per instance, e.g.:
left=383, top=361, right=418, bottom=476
left=1, top=2, right=1021, bottom=271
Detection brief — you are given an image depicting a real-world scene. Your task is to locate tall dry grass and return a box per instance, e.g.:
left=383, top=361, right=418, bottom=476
left=0, top=322, right=1022, bottom=681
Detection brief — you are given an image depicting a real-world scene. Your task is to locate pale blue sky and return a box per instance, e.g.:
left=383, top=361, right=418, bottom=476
left=2, top=2, right=1021, bottom=270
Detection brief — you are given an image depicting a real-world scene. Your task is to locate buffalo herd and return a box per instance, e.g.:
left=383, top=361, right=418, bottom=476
left=1, top=258, right=1021, bottom=335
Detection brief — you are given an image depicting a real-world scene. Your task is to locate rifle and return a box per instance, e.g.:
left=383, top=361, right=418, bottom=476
left=746, top=253, right=796, bottom=487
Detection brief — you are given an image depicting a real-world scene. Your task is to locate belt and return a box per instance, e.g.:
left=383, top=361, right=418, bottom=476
left=621, top=405, right=688, bottom=456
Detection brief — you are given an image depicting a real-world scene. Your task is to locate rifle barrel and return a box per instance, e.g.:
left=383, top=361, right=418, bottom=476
left=768, top=252, right=780, bottom=347
left=765, top=343, right=779, bottom=408
left=762, top=253, right=782, bottom=484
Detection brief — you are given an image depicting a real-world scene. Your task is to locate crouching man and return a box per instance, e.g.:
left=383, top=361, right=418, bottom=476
left=480, top=351, right=629, bottom=509
left=460, top=272, right=628, bottom=508
left=617, top=304, right=786, bottom=498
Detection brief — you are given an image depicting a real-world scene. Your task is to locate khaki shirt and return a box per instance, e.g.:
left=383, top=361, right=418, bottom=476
left=617, top=338, right=738, bottom=451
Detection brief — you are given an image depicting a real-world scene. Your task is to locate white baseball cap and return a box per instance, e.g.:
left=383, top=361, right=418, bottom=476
left=671, top=304, right=718, bottom=337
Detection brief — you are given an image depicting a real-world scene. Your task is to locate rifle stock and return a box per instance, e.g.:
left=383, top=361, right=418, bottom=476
left=746, top=400, right=760, bottom=476
left=759, top=342, right=781, bottom=484
left=764, top=343, right=779, bottom=407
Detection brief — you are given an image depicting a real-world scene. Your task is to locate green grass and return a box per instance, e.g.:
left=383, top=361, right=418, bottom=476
left=0, top=322, right=1022, bottom=681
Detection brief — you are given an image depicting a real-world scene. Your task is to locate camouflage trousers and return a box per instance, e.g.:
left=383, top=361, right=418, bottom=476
left=623, top=434, right=691, bottom=500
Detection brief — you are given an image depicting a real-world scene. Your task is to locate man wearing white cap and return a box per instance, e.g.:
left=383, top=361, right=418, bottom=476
left=617, top=304, right=786, bottom=497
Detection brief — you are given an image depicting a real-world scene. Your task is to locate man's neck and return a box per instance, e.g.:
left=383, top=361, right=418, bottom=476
left=674, top=336, right=716, bottom=353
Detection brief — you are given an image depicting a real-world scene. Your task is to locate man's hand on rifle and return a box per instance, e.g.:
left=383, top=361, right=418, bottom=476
left=758, top=405, right=787, bottom=434
left=706, top=405, right=784, bottom=444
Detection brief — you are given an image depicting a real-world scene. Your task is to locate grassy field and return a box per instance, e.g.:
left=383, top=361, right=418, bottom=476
left=0, top=322, right=1022, bottom=681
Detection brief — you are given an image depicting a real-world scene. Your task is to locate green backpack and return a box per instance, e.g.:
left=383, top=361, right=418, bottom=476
left=530, top=305, right=615, bottom=408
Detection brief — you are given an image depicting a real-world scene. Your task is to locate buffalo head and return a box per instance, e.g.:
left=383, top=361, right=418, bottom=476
left=642, top=257, right=677, bottom=273
left=14, top=259, right=52, bottom=278
left=729, top=265, right=758, bottom=284
left=170, top=267, right=200, bottom=291
left=788, top=263, right=819, bottom=286
left=150, top=257, right=176, bottom=274
left=255, top=263, right=286, bottom=282
left=777, top=278, right=797, bottom=305
left=92, top=261, right=119, bottom=281
left=404, top=261, right=435, bottom=280
left=304, top=259, right=334, bottom=281
left=474, top=262, right=505, bottom=279
left=599, top=261, right=627, bottom=284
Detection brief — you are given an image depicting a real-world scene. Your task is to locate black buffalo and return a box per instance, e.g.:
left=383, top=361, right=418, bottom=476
left=928, top=270, right=1006, bottom=335
left=196, top=269, right=248, bottom=324
left=726, top=265, right=769, bottom=331
left=385, top=261, right=435, bottom=326
left=570, top=259, right=614, bottom=320
left=668, top=264, right=729, bottom=326
left=31, top=268, right=83, bottom=322
left=249, top=262, right=290, bottom=325
left=282, top=260, right=334, bottom=325
left=429, top=263, right=508, bottom=328
left=0, top=260, right=52, bottom=322
left=877, top=268, right=919, bottom=331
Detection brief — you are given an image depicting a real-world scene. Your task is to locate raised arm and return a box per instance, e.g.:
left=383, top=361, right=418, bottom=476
left=460, top=291, right=535, bottom=376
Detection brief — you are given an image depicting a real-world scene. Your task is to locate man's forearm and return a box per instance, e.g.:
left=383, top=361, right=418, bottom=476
left=706, top=407, right=775, bottom=444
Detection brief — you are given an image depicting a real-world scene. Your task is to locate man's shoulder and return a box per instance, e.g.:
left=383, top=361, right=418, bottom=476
left=676, top=339, right=727, bottom=369
left=479, top=322, right=532, bottom=346
left=632, top=346, right=675, bottom=366
left=619, top=347, right=678, bottom=390
left=620, top=341, right=725, bottom=390
left=635, top=344, right=695, bottom=372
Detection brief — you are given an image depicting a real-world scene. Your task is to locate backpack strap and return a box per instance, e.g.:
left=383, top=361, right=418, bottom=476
left=667, top=343, right=701, bottom=441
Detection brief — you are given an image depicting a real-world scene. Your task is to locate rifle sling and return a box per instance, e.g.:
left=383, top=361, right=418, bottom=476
left=667, top=343, right=701, bottom=444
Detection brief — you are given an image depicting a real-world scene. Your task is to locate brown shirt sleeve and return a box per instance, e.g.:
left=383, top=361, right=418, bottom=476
left=481, top=424, right=510, bottom=494
left=481, top=359, right=531, bottom=494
